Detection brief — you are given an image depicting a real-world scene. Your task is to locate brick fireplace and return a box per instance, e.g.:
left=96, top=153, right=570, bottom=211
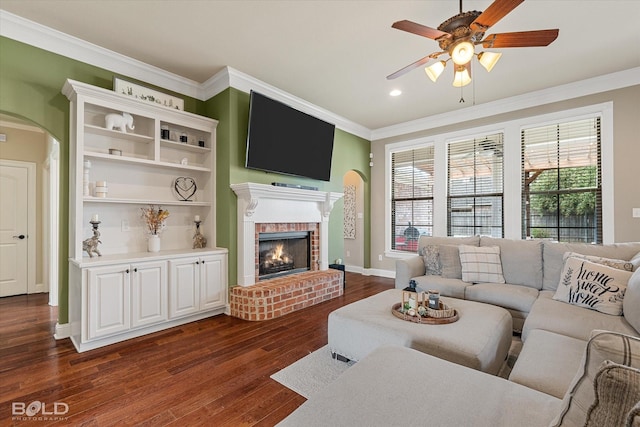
left=230, top=183, right=344, bottom=320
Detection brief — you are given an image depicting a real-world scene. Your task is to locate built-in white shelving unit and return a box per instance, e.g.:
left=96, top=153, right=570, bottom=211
left=63, top=79, right=228, bottom=352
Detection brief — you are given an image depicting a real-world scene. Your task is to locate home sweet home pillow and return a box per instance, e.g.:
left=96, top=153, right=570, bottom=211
left=553, top=256, right=632, bottom=315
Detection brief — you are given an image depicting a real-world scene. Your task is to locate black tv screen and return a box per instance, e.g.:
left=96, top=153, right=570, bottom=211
left=245, top=91, right=335, bottom=182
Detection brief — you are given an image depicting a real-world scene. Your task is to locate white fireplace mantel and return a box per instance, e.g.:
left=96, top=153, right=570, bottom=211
left=231, top=182, right=343, bottom=286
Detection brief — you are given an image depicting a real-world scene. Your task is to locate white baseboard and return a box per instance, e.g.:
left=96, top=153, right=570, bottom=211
left=344, top=265, right=395, bottom=279
left=54, top=322, right=71, bottom=339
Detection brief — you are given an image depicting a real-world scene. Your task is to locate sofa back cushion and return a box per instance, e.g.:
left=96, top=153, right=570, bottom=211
left=551, top=330, right=640, bottom=427
left=417, top=236, right=480, bottom=280
left=542, top=241, right=640, bottom=291
left=481, top=237, right=543, bottom=289
left=417, top=235, right=479, bottom=250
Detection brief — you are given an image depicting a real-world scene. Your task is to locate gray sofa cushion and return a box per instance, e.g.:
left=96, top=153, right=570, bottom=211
left=522, top=291, right=639, bottom=342
left=624, top=269, right=640, bottom=332
left=542, top=241, right=640, bottom=291
left=481, top=237, right=543, bottom=289
left=278, top=346, right=561, bottom=427
left=412, top=275, right=469, bottom=299
left=509, top=329, right=586, bottom=399
left=464, top=283, right=538, bottom=314
left=440, top=244, right=462, bottom=278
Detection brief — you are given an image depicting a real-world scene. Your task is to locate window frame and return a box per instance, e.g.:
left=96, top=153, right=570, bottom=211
left=383, top=102, right=614, bottom=258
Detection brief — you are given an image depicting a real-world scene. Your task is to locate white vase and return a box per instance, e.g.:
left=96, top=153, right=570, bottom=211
left=148, top=235, right=161, bottom=252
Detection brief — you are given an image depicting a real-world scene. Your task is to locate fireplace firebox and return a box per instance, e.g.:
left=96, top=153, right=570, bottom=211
left=258, top=231, right=311, bottom=280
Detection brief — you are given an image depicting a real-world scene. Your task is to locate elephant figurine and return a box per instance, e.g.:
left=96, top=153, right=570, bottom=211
left=105, top=112, right=135, bottom=133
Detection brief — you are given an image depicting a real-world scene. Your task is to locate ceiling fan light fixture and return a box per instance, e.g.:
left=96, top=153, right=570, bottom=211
left=477, top=51, right=502, bottom=72
left=450, top=40, right=475, bottom=65
left=452, top=65, right=471, bottom=87
left=425, top=60, right=447, bottom=82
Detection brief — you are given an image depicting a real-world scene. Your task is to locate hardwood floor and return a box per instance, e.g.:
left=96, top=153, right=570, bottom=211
left=0, top=272, right=393, bottom=426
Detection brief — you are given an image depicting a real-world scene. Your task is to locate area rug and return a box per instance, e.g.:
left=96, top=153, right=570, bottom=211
left=272, top=336, right=522, bottom=398
left=270, top=345, right=354, bottom=399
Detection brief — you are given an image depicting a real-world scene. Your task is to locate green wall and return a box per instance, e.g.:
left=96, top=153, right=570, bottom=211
left=205, top=88, right=372, bottom=285
left=0, top=37, right=203, bottom=323
left=0, top=35, right=371, bottom=325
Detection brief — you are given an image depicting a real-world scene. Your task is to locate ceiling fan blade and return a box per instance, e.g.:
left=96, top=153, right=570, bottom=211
left=391, top=20, right=450, bottom=41
left=387, top=53, right=440, bottom=80
left=470, top=0, right=524, bottom=32
left=481, top=29, right=559, bottom=48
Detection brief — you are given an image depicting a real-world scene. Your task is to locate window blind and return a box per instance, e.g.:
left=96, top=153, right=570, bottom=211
left=521, top=117, right=602, bottom=243
left=391, top=146, right=434, bottom=252
left=447, top=133, right=504, bottom=237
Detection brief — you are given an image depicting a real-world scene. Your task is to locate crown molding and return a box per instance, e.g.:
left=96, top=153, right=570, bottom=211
left=371, top=67, right=640, bottom=141
left=0, top=10, right=202, bottom=99
left=211, top=67, right=372, bottom=140
left=2, top=10, right=638, bottom=143
left=0, top=10, right=371, bottom=139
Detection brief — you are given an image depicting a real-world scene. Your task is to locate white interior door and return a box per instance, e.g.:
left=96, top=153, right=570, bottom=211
left=0, top=162, right=30, bottom=296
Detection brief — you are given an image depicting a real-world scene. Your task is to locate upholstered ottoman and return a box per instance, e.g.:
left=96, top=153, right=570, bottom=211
left=328, top=289, right=512, bottom=374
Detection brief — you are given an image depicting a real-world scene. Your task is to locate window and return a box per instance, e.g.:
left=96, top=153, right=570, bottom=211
left=391, top=146, right=434, bottom=252
left=521, top=117, right=602, bottom=243
left=447, top=133, right=504, bottom=237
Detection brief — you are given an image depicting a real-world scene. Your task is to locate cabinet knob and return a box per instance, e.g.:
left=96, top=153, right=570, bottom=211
left=133, top=268, right=138, bottom=273
left=195, top=260, right=200, bottom=265
left=125, top=269, right=130, bottom=274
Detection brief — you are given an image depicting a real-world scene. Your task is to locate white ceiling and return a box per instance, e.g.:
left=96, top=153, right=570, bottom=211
left=1, top=1, right=639, bottom=131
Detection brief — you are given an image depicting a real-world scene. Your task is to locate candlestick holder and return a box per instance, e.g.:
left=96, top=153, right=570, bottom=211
left=83, top=220, right=102, bottom=257
left=192, top=220, right=207, bottom=249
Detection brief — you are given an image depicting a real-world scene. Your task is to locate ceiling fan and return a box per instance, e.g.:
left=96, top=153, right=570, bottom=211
left=387, top=0, right=559, bottom=87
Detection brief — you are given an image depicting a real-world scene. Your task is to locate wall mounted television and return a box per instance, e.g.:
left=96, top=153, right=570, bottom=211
left=245, top=90, right=336, bottom=182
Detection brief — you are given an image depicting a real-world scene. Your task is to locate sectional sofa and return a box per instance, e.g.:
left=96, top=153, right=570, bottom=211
left=278, top=237, right=640, bottom=426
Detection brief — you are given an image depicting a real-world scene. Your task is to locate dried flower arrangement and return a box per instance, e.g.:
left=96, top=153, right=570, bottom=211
left=141, top=205, right=170, bottom=235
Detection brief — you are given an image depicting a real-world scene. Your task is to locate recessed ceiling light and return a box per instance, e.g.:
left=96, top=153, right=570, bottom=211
left=389, top=89, right=402, bottom=97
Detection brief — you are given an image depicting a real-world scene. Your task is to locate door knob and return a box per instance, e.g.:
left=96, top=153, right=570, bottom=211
left=13, top=234, right=26, bottom=240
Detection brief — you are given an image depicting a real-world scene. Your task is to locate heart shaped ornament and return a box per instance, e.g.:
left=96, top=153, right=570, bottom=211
left=174, top=177, right=197, bottom=201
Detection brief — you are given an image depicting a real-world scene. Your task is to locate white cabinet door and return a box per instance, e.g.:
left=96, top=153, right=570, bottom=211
left=131, top=260, right=167, bottom=328
left=200, top=254, right=226, bottom=310
left=169, top=258, right=199, bottom=318
left=87, top=264, right=131, bottom=340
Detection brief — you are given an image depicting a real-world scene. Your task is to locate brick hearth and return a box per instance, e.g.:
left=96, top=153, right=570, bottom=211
left=230, top=270, right=343, bottom=321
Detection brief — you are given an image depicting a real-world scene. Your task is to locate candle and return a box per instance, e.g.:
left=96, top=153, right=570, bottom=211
left=194, top=215, right=200, bottom=222
left=91, top=214, right=99, bottom=222
left=96, top=181, right=107, bottom=187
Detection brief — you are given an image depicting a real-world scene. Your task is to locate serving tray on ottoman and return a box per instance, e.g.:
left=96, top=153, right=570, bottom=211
left=328, top=289, right=512, bottom=374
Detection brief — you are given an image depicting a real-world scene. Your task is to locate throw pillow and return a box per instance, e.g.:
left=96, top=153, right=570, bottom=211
left=551, top=330, right=640, bottom=427
left=458, top=245, right=505, bottom=284
left=553, top=256, right=631, bottom=316
left=439, top=245, right=462, bottom=279
left=585, top=361, right=640, bottom=427
left=564, top=251, right=634, bottom=272
left=419, top=245, right=441, bottom=276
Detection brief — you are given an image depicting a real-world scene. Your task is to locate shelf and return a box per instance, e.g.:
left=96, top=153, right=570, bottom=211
left=83, top=197, right=211, bottom=206
left=85, top=124, right=153, bottom=143
left=161, top=139, right=210, bottom=153
left=84, top=151, right=211, bottom=172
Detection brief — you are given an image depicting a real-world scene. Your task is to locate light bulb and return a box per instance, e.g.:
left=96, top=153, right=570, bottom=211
left=451, top=41, right=475, bottom=65
left=452, top=65, right=471, bottom=87
left=478, top=51, right=502, bottom=72
left=425, top=61, right=446, bottom=82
